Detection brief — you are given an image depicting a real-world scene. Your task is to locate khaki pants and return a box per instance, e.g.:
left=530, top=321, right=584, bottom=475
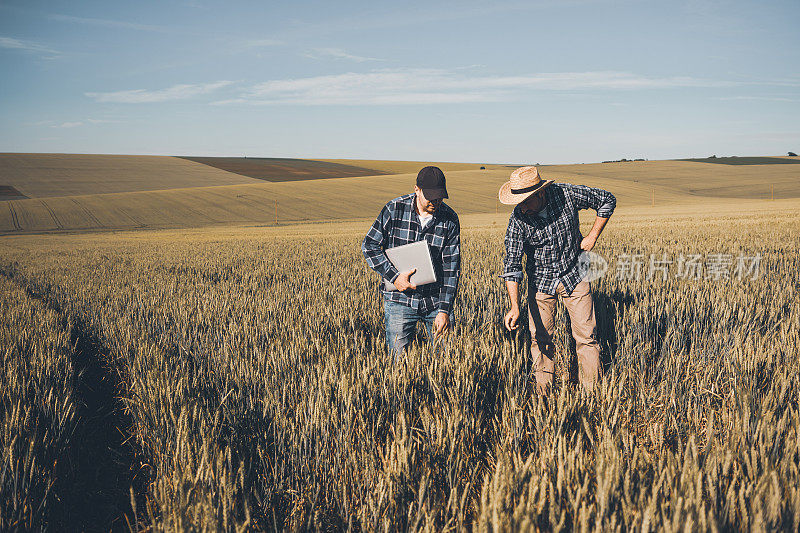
left=527, top=280, right=600, bottom=391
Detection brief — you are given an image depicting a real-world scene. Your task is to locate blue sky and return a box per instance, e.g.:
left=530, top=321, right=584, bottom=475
left=1, top=0, right=798, bottom=164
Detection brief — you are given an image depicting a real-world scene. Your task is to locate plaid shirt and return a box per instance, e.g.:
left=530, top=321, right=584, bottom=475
left=363, top=193, right=460, bottom=314
left=501, top=183, right=616, bottom=296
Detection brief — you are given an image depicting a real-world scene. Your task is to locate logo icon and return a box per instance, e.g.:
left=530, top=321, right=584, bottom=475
left=577, top=251, right=608, bottom=282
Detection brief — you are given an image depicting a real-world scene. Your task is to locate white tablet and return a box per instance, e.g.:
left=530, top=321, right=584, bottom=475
left=383, top=240, right=437, bottom=291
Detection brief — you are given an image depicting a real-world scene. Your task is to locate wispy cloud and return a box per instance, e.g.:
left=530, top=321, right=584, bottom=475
left=214, top=69, right=733, bottom=106
left=86, top=81, right=234, bottom=103
left=49, top=13, right=175, bottom=33
left=715, top=95, right=798, bottom=102
left=304, top=47, right=382, bottom=62
left=30, top=118, right=124, bottom=128
left=244, top=38, right=284, bottom=48
left=0, top=36, right=59, bottom=57
left=53, top=121, right=84, bottom=128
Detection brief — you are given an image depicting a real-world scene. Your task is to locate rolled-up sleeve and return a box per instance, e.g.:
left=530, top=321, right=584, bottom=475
left=437, top=217, right=461, bottom=314
left=362, top=204, right=400, bottom=282
left=566, top=184, right=616, bottom=218
left=500, top=215, right=524, bottom=283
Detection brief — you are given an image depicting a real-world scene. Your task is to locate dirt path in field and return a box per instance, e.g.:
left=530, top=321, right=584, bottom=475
left=0, top=267, right=149, bottom=532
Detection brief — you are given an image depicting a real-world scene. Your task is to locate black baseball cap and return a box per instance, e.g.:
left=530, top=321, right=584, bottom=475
left=416, top=166, right=448, bottom=200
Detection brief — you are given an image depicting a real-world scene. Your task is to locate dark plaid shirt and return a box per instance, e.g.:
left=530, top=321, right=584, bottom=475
left=363, top=193, right=460, bottom=314
left=501, top=183, right=616, bottom=296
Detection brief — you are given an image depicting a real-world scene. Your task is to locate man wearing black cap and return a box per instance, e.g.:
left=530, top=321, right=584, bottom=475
left=362, top=166, right=461, bottom=355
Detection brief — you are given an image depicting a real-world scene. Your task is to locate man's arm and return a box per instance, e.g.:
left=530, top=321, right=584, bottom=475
left=499, top=214, right=525, bottom=331
left=567, top=183, right=616, bottom=217
left=504, top=279, right=522, bottom=330
left=580, top=216, right=610, bottom=251
left=435, top=217, right=460, bottom=333
left=362, top=204, right=400, bottom=283
left=564, top=183, right=616, bottom=251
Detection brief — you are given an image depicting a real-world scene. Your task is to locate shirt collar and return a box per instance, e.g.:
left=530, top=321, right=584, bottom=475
left=407, top=192, right=441, bottom=223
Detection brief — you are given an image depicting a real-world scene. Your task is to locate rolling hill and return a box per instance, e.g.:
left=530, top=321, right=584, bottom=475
left=0, top=153, right=262, bottom=197
left=0, top=154, right=798, bottom=234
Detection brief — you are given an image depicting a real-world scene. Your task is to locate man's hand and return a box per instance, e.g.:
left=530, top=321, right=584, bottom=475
left=580, top=234, right=597, bottom=251
left=433, top=312, right=450, bottom=335
left=580, top=216, right=609, bottom=251
left=393, top=268, right=417, bottom=291
left=504, top=307, right=521, bottom=331
left=504, top=280, right=521, bottom=331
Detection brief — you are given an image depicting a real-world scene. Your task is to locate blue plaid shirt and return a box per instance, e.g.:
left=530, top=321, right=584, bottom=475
left=501, top=183, right=616, bottom=296
left=363, top=193, right=460, bottom=314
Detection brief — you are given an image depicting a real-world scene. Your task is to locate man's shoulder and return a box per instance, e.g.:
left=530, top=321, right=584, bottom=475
left=507, top=206, right=525, bottom=228
left=385, top=193, right=415, bottom=210
left=554, top=182, right=601, bottom=194
left=437, top=202, right=460, bottom=226
left=547, top=182, right=574, bottom=202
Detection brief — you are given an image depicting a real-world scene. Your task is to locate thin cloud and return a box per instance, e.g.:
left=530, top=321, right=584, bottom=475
left=304, top=47, right=382, bottom=62
left=32, top=118, right=123, bottom=127
left=244, top=38, right=284, bottom=48
left=214, top=69, right=733, bottom=106
left=728, top=76, right=800, bottom=88
left=86, top=81, right=234, bottom=103
left=49, top=13, right=175, bottom=33
left=53, top=121, right=83, bottom=128
left=0, top=36, right=59, bottom=57
left=715, top=95, right=798, bottom=102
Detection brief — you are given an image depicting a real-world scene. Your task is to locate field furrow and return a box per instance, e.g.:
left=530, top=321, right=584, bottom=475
left=0, top=275, right=79, bottom=530
left=0, top=268, right=149, bottom=531
left=7, top=201, right=21, bottom=231
left=40, top=200, right=64, bottom=230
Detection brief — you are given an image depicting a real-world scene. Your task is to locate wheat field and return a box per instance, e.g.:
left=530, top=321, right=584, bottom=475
left=1, top=199, right=798, bottom=531
left=0, top=276, right=80, bottom=531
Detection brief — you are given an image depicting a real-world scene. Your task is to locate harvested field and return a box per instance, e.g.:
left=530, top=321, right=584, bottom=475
left=315, top=159, right=510, bottom=174
left=680, top=156, right=800, bottom=165
left=2, top=156, right=800, bottom=234
left=180, top=156, right=388, bottom=181
left=0, top=153, right=260, bottom=198
left=0, top=186, right=27, bottom=201
left=547, top=159, right=800, bottom=200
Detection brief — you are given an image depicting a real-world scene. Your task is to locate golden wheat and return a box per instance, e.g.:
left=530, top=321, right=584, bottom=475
left=0, top=275, right=79, bottom=531
left=0, top=209, right=798, bottom=531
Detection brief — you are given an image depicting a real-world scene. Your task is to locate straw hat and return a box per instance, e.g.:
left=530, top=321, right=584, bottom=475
left=498, top=166, right=554, bottom=205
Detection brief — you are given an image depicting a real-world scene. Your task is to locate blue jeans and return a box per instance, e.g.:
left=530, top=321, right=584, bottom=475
left=384, top=298, right=439, bottom=355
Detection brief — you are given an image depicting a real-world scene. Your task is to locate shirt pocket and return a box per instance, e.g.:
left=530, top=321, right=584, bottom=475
left=392, top=225, right=417, bottom=246
left=524, top=225, right=548, bottom=248
left=426, top=232, right=445, bottom=250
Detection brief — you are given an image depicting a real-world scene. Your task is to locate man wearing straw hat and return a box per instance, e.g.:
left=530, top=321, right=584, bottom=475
left=499, top=166, right=615, bottom=391
left=363, top=166, right=461, bottom=355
